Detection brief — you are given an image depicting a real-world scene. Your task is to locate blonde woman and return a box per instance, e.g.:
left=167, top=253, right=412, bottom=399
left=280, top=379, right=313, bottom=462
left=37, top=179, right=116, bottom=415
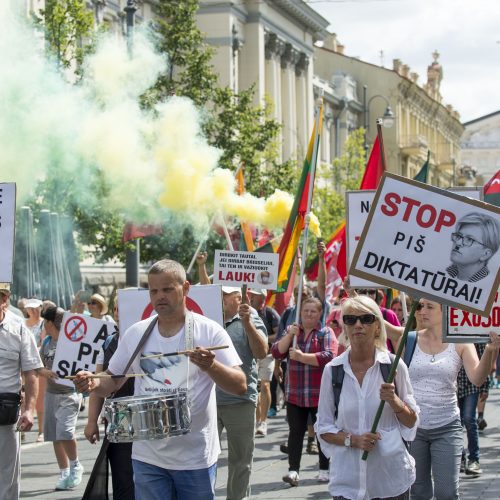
left=316, top=295, right=418, bottom=499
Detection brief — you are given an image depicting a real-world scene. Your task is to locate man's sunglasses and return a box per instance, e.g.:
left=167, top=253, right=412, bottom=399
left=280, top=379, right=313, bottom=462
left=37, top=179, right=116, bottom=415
left=342, top=314, right=377, bottom=325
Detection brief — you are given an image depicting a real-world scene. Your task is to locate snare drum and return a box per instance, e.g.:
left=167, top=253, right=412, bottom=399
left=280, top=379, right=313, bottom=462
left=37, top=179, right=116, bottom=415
left=104, top=391, right=191, bottom=443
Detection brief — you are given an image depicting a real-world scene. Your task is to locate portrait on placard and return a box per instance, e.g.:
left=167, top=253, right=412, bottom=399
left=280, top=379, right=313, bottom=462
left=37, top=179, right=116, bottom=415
left=350, top=174, right=500, bottom=316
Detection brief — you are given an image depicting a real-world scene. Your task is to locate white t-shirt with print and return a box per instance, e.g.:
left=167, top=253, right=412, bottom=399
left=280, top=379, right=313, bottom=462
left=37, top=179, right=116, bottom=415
left=108, top=312, right=242, bottom=470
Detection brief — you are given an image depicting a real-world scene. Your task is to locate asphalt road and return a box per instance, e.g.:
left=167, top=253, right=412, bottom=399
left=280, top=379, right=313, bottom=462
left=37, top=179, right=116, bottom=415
left=19, top=389, right=500, bottom=499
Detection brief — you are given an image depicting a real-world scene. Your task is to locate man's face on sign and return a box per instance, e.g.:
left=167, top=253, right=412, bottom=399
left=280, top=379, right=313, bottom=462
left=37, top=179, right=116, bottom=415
left=450, top=223, right=492, bottom=266
left=148, top=272, right=188, bottom=317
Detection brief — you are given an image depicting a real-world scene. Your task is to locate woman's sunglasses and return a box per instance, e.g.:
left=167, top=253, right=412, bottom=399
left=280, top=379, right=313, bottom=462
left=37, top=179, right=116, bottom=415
left=342, top=314, right=377, bottom=325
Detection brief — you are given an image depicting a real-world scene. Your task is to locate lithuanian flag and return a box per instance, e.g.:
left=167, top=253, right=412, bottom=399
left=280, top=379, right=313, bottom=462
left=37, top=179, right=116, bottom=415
left=484, top=169, right=500, bottom=207
left=274, top=105, right=323, bottom=292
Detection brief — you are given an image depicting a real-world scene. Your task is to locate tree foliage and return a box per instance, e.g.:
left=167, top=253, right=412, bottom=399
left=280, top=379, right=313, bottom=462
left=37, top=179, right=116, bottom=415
left=30, top=0, right=301, bottom=266
left=37, top=0, right=94, bottom=72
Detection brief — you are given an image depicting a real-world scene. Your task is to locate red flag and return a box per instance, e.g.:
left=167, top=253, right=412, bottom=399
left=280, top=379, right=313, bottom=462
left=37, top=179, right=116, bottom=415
left=123, top=223, right=163, bottom=243
left=359, top=136, right=384, bottom=189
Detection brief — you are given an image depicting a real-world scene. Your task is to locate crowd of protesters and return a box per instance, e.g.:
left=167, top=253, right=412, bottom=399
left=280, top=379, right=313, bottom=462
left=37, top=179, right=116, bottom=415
left=2, top=245, right=500, bottom=500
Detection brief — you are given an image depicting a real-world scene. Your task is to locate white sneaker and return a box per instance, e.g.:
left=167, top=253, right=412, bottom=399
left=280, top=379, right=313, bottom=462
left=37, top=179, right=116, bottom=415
left=55, top=476, right=70, bottom=491
left=282, top=470, right=299, bottom=487
left=317, top=469, right=330, bottom=482
left=255, top=421, right=267, bottom=437
left=66, top=464, right=84, bottom=488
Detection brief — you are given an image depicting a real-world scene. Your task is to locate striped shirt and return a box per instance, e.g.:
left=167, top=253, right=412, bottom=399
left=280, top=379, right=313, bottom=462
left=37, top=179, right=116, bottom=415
left=446, top=264, right=489, bottom=282
left=272, top=324, right=337, bottom=407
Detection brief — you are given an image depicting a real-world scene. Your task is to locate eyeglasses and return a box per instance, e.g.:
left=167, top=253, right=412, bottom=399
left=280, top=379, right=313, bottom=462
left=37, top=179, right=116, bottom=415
left=342, top=314, right=377, bottom=325
left=451, top=232, right=488, bottom=249
left=87, top=301, right=98, bottom=306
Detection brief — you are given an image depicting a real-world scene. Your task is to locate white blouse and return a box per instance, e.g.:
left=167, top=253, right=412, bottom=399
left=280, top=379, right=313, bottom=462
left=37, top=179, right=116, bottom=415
left=316, top=348, right=420, bottom=500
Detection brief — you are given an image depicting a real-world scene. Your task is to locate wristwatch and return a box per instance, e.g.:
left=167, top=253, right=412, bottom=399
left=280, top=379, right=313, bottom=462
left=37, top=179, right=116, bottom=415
left=344, top=433, right=352, bottom=447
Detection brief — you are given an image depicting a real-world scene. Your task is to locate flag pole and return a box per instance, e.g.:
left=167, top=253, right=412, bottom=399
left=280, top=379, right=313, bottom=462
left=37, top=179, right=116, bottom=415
left=293, top=97, right=323, bottom=348
left=376, top=119, right=387, bottom=173
left=186, top=165, right=243, bottom=275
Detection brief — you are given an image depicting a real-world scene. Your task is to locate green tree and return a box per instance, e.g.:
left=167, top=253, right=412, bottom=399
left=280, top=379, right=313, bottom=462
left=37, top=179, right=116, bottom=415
left=146, top=0, right=297, bottom=199
left=37, top=0, right=94, bottom=72
left=313, top=128, right=366, bottom=239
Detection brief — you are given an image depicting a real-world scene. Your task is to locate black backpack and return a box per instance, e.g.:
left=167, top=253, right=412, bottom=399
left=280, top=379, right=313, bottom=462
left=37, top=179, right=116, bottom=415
left=331, top=330, right=418, bottom=421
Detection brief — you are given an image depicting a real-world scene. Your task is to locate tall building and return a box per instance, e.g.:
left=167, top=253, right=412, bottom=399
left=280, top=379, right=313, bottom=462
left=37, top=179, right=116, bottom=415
left=461, top=111, right=500, bottom=186
left=314, top=38, right=464, bottom=187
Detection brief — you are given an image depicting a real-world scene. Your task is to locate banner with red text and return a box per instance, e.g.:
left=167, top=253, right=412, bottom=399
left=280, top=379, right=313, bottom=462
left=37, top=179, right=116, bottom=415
left=350, top=174, right=500, bottom=315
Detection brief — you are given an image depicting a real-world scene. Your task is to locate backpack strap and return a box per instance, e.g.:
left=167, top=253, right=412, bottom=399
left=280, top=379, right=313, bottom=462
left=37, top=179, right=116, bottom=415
left=331, top=364, right=345, bottom=420
left=403, top=330, right=418, bottom=367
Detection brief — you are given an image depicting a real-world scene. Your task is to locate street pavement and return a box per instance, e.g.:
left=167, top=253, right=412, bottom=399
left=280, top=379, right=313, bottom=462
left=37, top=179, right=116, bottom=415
left=20, top=389, right=500, bottom=499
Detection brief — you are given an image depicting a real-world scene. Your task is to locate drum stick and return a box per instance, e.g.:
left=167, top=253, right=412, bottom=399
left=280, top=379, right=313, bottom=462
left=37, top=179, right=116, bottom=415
left=63, top=373, right=147, bottom=380
left=141, top=345, right=229, bottom=360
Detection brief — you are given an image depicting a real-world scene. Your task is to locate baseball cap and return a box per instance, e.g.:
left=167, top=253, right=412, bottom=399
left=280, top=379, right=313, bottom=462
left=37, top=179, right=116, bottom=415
left=221, top=286, right=242, bottom=294
left=25, top=298, right=43, bottom=309
left=0, top=283, right=11, bottom=295
left=248, top=289, right=266, bottom=297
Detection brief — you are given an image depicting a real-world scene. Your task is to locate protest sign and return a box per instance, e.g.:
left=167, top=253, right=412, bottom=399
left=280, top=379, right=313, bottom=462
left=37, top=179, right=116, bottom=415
left=0, top=183, right=16, bottom=283
left=346, top=187, right=481, bottom=288
left=350, top=174, right=500, bottom=315
left=52, top=313, right=117, bottom=387
left=213, top=250, right=279, bottom=290
left=118, top=284, right=224, bottom=334
left=444, top=289, right=500, bottom=343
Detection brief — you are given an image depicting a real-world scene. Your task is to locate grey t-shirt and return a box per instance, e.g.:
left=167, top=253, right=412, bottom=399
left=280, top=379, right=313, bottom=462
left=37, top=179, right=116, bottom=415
left=40, top=336, right=75, bottom=394
left=0, top=315, right=43, bottom=394
left=216, top=310, right=267, bottom=406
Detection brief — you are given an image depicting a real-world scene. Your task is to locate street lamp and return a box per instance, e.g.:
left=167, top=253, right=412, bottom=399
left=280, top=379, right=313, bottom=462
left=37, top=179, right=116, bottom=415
left=363, top=85, right=395, bottom=153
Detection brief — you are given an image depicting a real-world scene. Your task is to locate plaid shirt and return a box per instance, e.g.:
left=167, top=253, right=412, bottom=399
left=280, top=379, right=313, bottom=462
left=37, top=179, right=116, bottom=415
left=272, top=324, right=337, bottom=407
left=457, top=343, right=489, bottom=399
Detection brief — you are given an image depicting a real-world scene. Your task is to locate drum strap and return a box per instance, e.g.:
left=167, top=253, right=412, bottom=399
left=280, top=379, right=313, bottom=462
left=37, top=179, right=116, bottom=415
left=113, top=315, right=159, bottom=397
left=185, top=311, right=194, bottom=393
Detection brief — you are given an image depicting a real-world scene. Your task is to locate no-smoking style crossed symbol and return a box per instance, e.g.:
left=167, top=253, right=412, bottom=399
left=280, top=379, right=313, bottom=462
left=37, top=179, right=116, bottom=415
left=64, top=316, right=88, bottom=342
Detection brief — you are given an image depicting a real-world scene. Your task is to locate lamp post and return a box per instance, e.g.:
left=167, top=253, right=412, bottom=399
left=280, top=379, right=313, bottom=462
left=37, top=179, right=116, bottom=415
left=363, top=85, right=395, bottom=154
left=124, top=0, right=137, bottom=58
left=124, top=0, right=139, bottom=287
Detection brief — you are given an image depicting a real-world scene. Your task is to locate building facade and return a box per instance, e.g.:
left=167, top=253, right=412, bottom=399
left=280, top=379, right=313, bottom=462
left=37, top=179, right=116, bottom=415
left=314, top=38, right=464, bottom=187
left=461, top=111, right=500, bottom=187
left=196, top=0, right=329, bottom=162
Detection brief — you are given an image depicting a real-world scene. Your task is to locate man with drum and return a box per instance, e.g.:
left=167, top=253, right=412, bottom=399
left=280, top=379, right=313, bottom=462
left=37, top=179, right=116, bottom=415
left=74, top=259, right=246, bottom=500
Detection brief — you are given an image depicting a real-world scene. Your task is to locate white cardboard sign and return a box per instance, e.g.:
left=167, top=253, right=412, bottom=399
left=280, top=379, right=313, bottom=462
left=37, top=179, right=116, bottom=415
left=117, top=284, right=224, bottom=334
left=0, top=183, right=16, bottom=283
left=52, top=313, right=118, bottom=386
left=350, top=174, right=500, bottom=315
left=213, top=250, right=279, bottom=290
left=346, top=187, right=482, bottom=289
left=444, top=289, right=500, bottom=343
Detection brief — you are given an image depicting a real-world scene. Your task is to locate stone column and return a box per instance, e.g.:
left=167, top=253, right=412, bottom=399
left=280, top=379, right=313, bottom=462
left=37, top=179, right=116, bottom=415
left=281, top=43, right=299, bottom=161
left=295, top=52, right=309, bottom=159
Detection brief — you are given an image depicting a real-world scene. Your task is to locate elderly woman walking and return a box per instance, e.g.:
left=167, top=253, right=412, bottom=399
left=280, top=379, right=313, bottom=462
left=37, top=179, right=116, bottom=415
left=316, top=295, right=419, bottom=500
left=272, top=297, right=338, bottom=487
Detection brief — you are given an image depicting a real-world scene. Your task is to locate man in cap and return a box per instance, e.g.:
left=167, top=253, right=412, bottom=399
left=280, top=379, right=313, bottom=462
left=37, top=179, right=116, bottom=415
left=247, top=289, right=280, bottom=436
left=0, top=283, right=43, bottom=499
left=218, top=285, right=268, bottom=499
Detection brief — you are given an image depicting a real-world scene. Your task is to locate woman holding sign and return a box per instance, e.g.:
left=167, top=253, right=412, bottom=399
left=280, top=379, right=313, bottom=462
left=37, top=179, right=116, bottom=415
left=316, top=295, right=418, bottom=499
left=385, top=299, right=500, bottom=500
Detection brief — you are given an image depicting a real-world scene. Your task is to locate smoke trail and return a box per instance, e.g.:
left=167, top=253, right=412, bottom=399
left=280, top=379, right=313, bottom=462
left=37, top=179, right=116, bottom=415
left=0, top=4, right=314, bottom=234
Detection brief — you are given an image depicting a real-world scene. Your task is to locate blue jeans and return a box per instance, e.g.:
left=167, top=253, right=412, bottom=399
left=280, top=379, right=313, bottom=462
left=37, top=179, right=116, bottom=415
left=132, top=459, right=216, bottom=500
left=410, top=418, right=462, bottom=500
left=458, top=392, right=479, bottom=462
